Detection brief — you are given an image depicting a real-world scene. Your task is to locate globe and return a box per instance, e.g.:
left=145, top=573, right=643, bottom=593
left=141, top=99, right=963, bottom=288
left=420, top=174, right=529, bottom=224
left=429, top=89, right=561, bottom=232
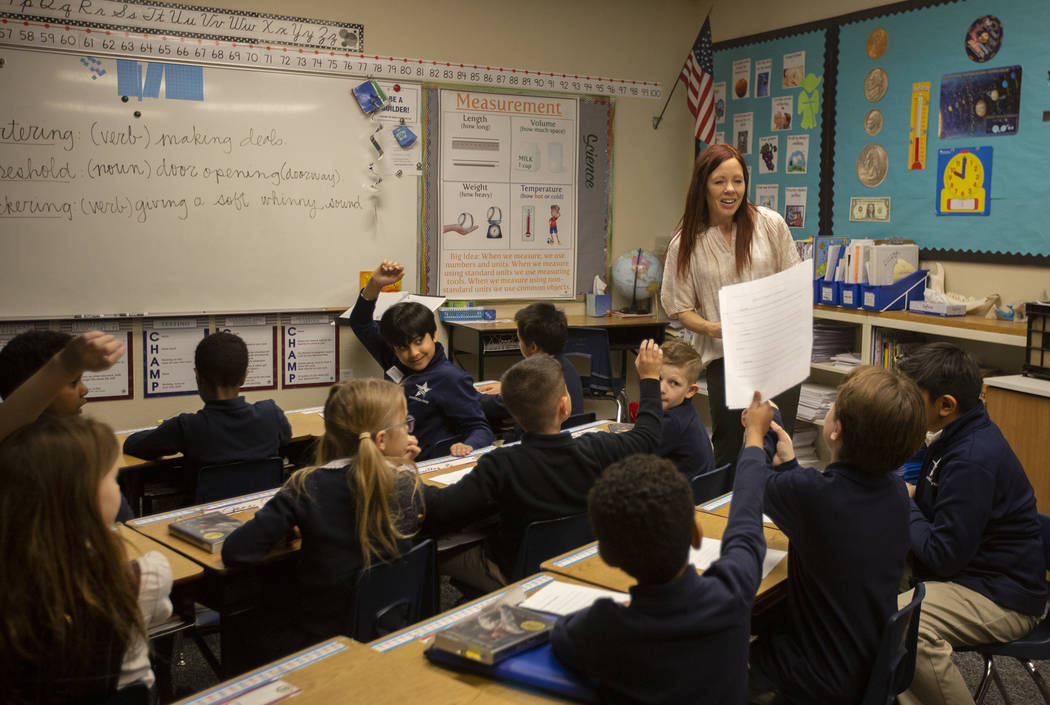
left=611, top=248, right=663, bottom=304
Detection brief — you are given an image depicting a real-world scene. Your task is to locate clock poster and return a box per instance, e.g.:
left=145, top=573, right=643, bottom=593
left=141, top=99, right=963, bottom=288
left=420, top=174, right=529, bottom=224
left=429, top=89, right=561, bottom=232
left=936, top=147, right=992, bottom=216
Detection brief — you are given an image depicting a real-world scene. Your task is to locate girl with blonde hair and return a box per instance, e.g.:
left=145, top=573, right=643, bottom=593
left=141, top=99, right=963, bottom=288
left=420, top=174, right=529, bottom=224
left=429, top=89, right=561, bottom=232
left=223, top=377, right=424, bottom=651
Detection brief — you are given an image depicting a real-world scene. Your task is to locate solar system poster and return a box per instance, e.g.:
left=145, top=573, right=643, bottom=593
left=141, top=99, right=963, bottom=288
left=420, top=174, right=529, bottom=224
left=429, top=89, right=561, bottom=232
left=938, top=65, right=1021, bottom=139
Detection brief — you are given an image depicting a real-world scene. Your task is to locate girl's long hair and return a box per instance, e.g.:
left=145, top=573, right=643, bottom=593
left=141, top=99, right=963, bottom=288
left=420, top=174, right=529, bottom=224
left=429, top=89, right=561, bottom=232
left=0, top=414, right=142, bottom=702
left=288, top=378, right=421, bottom=569
left=676, top=143, right=757, bottom=277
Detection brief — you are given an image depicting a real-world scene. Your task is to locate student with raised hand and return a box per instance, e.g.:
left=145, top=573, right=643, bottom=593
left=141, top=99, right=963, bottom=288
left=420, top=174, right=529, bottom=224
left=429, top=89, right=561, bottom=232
left=222, top=378, right=424, bottom=654
left=551, top=394, right=768, bottom=705
left=123, top=332, right=291, bottom=468
left=749, top=366, right=926, bottom=705
left=0, top=329, right=125, bottom=442
left=348, top=259, right=492, bottom=458
left=0, top=414, right=172, bottom=704
left=422, top=340, right=664, bottom=594
left=896, top=343, right=1046, bottom=705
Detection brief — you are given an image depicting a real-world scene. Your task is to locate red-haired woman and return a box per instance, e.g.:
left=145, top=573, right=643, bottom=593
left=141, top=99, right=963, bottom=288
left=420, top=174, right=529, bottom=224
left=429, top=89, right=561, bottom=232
left=660, top=144, right=802, bottom=470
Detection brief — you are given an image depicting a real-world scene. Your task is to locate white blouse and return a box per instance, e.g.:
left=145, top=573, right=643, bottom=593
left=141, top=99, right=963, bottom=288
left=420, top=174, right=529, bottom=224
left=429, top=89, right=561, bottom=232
left=118, top=550, right=173, bottom=689
left=661, top=206, right=801, bottom=365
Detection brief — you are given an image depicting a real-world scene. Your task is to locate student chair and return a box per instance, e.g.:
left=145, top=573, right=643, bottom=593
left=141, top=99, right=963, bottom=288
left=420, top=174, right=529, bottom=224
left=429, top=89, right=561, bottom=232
left=512, top=513, right=594, bottom=581
left=350, top=539, right=437, bottom=642
left=958, top=513, right=1050, bottom=705
left=194, top=456, right=284, bottom=504
left=859, top=582, right=926, bottom=705
left=689, top=463, right=733, bottom=505
left=561, top=411, right=597, bottom=430
left=563, top=327, right=628, bottom=422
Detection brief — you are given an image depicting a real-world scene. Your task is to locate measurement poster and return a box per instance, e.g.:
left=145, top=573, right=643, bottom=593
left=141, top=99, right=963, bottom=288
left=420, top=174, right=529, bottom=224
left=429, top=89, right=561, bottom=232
left=439, top=90, right=578, bottom=299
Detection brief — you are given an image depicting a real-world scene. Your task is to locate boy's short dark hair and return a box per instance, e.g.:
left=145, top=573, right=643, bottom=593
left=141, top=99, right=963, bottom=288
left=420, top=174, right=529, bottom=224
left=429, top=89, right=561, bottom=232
left=379, top=302, right=437, bottom=349
left=589, top=454, right=694, bottom=584
left=896, top=341, right=982, bottom=413
left=195, top=332, right=248, bottom=389
left=500, top=354, right=566, bottom=432
left=515, top=303, right=568, bottom=355
left=835, top=366, right=926, bottom=474
left=0, top=330, right=72, bottom=399
left=660, top=339, right=703, bottom=384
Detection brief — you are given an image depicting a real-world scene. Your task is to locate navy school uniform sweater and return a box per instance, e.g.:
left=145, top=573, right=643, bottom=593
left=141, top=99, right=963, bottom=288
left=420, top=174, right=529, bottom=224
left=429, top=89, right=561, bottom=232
left=123, top=397, right=291, bottom=466
left=422, top=377, right=662, bottom=578
left=752, top=450, right=910, bottom=705
left=657, top=399, right=714, bottom=479
left=910, top=403, right=1046, bottom=617
left=348, top=293, right=493, bottom=459
left=550, top=444, right=767, bottom=705
left=480, top=354, right=585, bottom=431
left=221, top=459, right=422, bottom=646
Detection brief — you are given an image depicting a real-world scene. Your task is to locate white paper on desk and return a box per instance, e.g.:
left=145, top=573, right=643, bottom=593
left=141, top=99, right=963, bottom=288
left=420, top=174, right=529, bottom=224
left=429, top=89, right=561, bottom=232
left=224, top=679, right=301, bottom=705
left=719, top=260, right=813, bottom=409
left=690, top=538, right=786, bottom=579
left=519, top=582, right=629, bottom=615
left=429, top=467, right=475, bottom=486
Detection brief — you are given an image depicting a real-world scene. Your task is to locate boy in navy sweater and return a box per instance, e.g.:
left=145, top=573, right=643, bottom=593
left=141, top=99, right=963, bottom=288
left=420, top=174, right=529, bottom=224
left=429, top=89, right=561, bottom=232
left=477, top=302, right=584, bottom=436
left=124, top=332, right=291, bottom=467
left=896, top=343, right=1046, bottom=705
left=749, top=366, right=926, bottom=705
left=655, top=339, right=713, bottom=479
left=348, top=260, right=492, bottom=459
left=551, top=393, right=769, bottom=705
left=423, top=342, right=663, bottom=592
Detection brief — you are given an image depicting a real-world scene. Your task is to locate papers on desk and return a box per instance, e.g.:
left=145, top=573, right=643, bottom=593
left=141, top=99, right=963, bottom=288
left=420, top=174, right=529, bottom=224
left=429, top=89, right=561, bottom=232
left=719, top=261, right=813, bottom=409
left=429, top=467, right=475, bottom=486
left=689, top=538, right=786, bottom=579
left=519, top=581, right=629, bottom=616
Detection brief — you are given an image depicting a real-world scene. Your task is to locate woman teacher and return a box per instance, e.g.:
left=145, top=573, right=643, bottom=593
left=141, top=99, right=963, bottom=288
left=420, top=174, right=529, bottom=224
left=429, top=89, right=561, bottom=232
left=661, top=144, right=803, bottom=469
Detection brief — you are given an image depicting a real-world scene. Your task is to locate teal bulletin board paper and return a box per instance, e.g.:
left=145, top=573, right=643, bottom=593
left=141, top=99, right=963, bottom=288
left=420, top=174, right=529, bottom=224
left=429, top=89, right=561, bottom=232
left=834, top=0, right=1050, bottom=255
left=714, top=29, right=825, bottom=239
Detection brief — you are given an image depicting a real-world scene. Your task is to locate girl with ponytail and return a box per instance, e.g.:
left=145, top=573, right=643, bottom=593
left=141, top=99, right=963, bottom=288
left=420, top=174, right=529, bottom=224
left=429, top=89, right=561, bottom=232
left=222, top=378, right=423, bottom=652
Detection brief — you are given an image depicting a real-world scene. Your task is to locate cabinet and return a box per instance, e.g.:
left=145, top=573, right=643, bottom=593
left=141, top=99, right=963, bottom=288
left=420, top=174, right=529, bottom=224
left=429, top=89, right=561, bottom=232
left=983, top=376, right=1050, bottom=513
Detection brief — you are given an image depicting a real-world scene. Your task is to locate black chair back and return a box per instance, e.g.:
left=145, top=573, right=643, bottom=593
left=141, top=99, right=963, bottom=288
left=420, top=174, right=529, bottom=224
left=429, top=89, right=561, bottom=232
left=689, top=463, right=732, bottom=505
left=563, top=327, right=623, bottom=394
left=513, top=513, right=594, bottom=580
left=195, top=456, right=284, bottom=503
left=350, top=539, right=437, bottom=642
left=561, top=412, right=597, bottom=430
left=860, top=582, right=926, bottom=705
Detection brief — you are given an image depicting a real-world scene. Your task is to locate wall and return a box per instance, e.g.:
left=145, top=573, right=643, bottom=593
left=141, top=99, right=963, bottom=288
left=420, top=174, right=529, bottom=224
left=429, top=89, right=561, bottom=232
left=55, top=0, right=1043, bottom=430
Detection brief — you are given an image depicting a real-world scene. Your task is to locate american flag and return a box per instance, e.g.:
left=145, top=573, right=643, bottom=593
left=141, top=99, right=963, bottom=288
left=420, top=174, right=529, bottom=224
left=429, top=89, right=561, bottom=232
left=679, top=18, right=715, bottom=144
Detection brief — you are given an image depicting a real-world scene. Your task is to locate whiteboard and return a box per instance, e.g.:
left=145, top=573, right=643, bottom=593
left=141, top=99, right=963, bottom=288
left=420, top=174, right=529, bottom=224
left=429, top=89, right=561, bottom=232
left=0, top=47, right=418, bottom=318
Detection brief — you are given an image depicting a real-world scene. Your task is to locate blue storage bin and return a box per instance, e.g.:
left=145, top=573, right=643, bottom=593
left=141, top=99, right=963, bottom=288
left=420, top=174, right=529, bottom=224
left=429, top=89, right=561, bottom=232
left=839, top=283, right=862, bottom=308
left=813, top=279, right=821, bottom=304
left=818, top=280, right=840, bottom=306
left=859, top=269, right=928, bottom=311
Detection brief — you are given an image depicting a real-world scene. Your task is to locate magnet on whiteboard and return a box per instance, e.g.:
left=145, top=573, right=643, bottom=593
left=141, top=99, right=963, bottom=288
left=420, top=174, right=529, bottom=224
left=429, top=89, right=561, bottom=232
left=395, top=169, right=403, bottom=177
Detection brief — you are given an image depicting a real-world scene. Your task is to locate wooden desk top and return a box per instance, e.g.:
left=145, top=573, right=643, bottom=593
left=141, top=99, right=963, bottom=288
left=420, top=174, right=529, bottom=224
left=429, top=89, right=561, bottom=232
left=444, top=314, right=667, bottom=333
left=117, top=407, right=325, bottom=467
left=174, top=637, right=516, bottom=705
left=541, top=510, right=789, bottom=600
left=117, top=524, right=204, bottom=585
left=126, top=489, right=296, bottom=572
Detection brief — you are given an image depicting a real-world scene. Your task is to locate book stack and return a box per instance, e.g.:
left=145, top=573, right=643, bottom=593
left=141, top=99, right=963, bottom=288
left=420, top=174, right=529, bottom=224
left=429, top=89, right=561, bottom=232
left=798, top=383, right=838, bottom=423
left=792, top=424, right=820, bottom=466
left=812, top=320, right=856, bottom=362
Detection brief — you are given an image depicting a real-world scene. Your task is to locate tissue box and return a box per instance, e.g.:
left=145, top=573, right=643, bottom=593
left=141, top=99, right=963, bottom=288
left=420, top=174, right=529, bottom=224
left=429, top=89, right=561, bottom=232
left=586, top=294, right=612, bottom=317
left=909, top=300, right=966, bottom=316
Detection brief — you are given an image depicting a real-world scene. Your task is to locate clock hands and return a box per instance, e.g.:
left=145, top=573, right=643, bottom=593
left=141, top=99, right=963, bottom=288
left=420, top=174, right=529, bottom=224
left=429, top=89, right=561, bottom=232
left=953, top=156, right=967, bottom=179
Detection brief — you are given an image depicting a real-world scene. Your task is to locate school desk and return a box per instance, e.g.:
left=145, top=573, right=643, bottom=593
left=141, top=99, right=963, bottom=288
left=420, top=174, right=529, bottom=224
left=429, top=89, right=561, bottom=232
left=117, top=524, right=204, bottom=586
left=173, top=637, right=517, bottom=705
left=443, top=314, right=667, bottom=380
left=540, top=509, right=790, bottom=612
left=370, top=572, right=605, bottom=705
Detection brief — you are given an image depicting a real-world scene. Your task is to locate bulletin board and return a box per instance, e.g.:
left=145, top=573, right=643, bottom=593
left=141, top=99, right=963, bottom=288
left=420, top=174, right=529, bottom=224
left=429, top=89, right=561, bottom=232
left=833, top=0, right=1049, bottom=256
left=713, top=29, right=826, bottom=238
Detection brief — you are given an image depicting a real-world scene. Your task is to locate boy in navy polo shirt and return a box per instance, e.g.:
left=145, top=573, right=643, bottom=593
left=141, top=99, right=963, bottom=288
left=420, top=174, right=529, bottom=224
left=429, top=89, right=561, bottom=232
left=349, top=260, right=492, bottom=459
left=749, top=366, right=926, bottom=705
left=124, top=331, right=291, bottom=468
left=897, top=343, right=1046, bottom=705
left=656, top=339, right=714, bottom=479
left=477, top=302, right=584, bottom=435
left=551, top=392, right=769, bottom=705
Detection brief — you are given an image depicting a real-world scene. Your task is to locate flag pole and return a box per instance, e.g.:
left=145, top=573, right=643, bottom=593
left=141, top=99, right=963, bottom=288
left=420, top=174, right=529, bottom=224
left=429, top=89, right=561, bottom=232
left=652, top=4, right=715, bottom=130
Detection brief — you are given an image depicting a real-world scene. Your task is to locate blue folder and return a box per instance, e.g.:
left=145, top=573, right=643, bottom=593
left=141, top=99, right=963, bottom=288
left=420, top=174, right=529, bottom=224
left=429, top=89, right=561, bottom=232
left=425, top=642, right=599, bottom=703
